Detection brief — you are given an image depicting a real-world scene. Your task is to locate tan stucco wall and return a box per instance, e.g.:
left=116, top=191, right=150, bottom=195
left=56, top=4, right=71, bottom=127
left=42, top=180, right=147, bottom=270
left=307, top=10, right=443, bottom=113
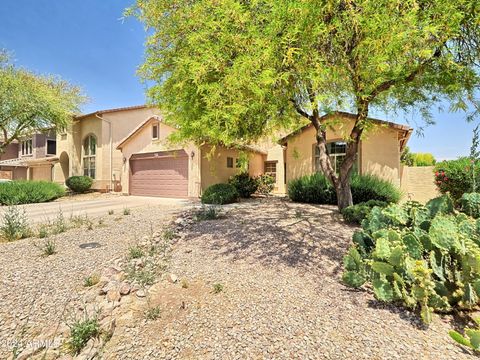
left=400, top=165, right=439, bottom=204
left=200, top=145, right=265, bottom=191
left=31, top=165, right=52, bottom=181
left=284, top=121, right=402, bottom=186
left=118, top=120, right=201, bottom=197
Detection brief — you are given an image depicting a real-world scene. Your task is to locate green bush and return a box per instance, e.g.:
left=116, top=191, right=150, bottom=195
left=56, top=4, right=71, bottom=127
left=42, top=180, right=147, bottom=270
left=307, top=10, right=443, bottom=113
left=256, top=174, right=275, bottom=195
left=201, top=183, right=238, bottom=205
left=287, top=173, right=336, bottom=204
left=0, top=181, right=65, bottom=205
left=228, top=173, right=258, bottom=198
left=0, top=206, right=31, bottom=241
left=434, top=157, right=480, bottom=202
left=341, top=200, right=388, bottom=224
left=65, top=176, right=93, bottom=193
left=287, top=173, right=401, bottom=205
left=68, top=317, right=99, bottom=354
left=460, top=193, right=480, bottom=219
left=342, top=194, right=480, bottom=324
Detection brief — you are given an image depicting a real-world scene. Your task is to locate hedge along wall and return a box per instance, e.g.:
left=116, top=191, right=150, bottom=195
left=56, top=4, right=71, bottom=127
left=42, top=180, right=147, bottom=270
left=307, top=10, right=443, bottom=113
left=400, top=165, right=440, bottom=204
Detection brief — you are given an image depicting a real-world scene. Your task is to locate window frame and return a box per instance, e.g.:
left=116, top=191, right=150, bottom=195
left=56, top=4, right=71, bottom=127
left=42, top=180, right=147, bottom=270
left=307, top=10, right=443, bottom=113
left=226, top=157, right=234, bottom=168
left=314, top=141, right=358, bottom=175
left=82, top=135, right=97, bottom=179
left=21, top=139, right=33, bottom=156
left=264, top=161, right=277, bottom=182
left=46, top=139, right=57, bottom=155
left=152, top=123, right=159, bottom=140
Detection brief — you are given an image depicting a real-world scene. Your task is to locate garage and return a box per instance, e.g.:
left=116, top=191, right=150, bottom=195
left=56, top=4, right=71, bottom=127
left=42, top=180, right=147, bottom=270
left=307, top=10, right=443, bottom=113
left=129, top=150, right=189, bottom=198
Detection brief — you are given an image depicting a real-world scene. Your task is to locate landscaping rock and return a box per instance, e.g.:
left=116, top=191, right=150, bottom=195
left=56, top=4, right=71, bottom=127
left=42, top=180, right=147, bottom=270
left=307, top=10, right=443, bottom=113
left=136, top=289, right=147, bottom=298
left=167, top=273, right=178, bottom=283
left=106, top=289, right=121, bottom=303
left=119, top=282, right=131, bottom=296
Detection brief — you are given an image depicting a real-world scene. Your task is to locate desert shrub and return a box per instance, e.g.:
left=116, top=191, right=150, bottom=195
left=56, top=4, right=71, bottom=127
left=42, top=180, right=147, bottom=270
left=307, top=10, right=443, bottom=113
left=0, top=181, right=65, bottom=205
left=256, top=174, right=275, bottom=195
left=68, top=317, right=99, bottom=354
left=287, top=173, right=336, bottom=204
left=434, top=157, right=480, bottom=202
left=449, top=318, right=480, bottom=352
left=195, top=205, right=221, bottom=221
left=288, top=173, right=401, bottom=205
left=460, top=193, right=480, bottom=219
left=0, top=206, right=30, bottom=241
left=201, top=183, right=238, bottom=205
left=343, top=194, right=480, bottom=324
left=65, top=176, right=93, bottom=193
left=228, top=173, right=258, bottom=198
left=341, top=200, right=388, bottom=224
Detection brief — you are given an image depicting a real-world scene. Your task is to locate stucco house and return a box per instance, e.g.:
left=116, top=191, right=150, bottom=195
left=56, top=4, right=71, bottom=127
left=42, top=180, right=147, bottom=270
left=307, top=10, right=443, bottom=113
left=51, top=106, right=412, bottom=198
left=0, top=131, right=58, bottom=181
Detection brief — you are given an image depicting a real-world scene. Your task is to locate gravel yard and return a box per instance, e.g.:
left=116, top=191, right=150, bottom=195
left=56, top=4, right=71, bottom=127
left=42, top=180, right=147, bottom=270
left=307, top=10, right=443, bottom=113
left=104, top=198, right=475, bottom=360
left=0, top=197, right=475, bottom=359
left=0, top=202, right=184, bottom=359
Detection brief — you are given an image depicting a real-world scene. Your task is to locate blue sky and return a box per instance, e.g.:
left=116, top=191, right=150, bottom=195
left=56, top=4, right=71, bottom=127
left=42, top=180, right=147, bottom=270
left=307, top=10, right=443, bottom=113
left=0, top=0, right=475, bottom=160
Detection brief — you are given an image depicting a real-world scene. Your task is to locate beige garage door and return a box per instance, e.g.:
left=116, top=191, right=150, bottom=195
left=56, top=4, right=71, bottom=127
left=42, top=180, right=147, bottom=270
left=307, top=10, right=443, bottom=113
left=129, top=151, right=189, bottom=198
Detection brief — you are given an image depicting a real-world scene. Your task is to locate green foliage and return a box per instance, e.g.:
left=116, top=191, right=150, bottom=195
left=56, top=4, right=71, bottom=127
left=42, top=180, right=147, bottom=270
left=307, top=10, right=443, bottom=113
left=342, top=200, right=388, bottom=224
left=460, top=193, right=480, bottom=219
left=65, top=176, right=93, bottom=194
left=401, top=147, right=436, bottom=167
left=401, top=146, right=414, bottom=166
left=212, top=283, right=224, bottom=294
left=288, top=173, right=401, bottom=205
left=83, top=274, right=100, bottom=287
left=201, top=183, right=238, bottom=205
left=342, top=194, right=480, bottom=324
left=0, top=181, right=65, bottom=205
left=0, top=206, right=30, bottom=241
left=228, top=172, right=258, bottom=198
left=144, top=306, right=161, bottom=321
left=256, top=174, right=275, bottom=196
left=123, top=207, right=131, bottom=215
left=40, top=239, right=57, bottom=256
left=128, top=246, right=145, bottom=260
left=449, top=318, right=480, bottom=352
left=195, top=205, right=221, bottom=221
left=68, top=317, right=99, bottom=355
left=435, top=158, right=480, bottom=202
left=0, top=52, right=86, bottom=153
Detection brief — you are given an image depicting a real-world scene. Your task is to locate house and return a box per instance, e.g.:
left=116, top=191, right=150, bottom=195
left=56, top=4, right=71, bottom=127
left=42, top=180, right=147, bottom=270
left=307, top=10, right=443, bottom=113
left=278, top=112, right=413, bottom=187
left=0, top=131, right=58, bottom=181
left=51, top=106, right=412, bottom=198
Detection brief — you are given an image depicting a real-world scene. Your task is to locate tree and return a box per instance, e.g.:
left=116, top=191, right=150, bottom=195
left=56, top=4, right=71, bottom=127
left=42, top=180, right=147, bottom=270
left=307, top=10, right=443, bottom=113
left=131, top=0, right=480, bottom=209
left=401, top=147, right=414, bottom=167
left=0, top=51, right=86, bottom=154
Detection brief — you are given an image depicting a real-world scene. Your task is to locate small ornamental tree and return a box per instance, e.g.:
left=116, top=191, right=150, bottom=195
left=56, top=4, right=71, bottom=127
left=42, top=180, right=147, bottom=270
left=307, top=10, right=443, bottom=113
left=130, top=0, right=480, bottom=209
left=0, top=51, right=86, bottom=154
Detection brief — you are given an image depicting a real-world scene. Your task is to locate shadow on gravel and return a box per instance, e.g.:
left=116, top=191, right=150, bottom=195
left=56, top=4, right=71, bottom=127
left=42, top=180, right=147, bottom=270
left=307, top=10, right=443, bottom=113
left=182, top=198, right=355, bottom=276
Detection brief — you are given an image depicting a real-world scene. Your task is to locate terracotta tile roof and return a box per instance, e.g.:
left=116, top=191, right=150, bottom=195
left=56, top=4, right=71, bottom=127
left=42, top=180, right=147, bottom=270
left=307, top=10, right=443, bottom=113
left=75, top=105, right=149, bottom=120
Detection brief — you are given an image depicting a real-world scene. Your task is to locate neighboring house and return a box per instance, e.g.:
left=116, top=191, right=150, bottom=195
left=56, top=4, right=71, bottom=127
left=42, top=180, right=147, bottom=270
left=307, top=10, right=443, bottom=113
left=52, top=106, right=413, bottom=198
left=0, top=131, right=58, bottom=181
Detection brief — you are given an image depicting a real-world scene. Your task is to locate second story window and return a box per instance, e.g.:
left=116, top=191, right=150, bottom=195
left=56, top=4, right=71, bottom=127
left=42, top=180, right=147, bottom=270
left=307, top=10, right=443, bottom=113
left=152, top=124, right=159, bottom=140
left=227, top=157, right=233, bottom=168
left=46, top=140, right=57, bottom=155
left=21, top=139, right=33, bottom=156
left=83, top=135, right=96, bottom=179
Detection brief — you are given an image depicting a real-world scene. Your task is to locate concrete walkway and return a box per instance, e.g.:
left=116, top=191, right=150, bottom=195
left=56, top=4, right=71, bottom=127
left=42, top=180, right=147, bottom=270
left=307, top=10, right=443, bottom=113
left=0, top=196, right=191, bottom=223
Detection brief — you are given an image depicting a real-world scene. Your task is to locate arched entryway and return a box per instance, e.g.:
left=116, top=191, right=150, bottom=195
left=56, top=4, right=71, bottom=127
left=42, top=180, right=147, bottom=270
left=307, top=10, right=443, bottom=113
left=59, top=152, right=69, bottom=182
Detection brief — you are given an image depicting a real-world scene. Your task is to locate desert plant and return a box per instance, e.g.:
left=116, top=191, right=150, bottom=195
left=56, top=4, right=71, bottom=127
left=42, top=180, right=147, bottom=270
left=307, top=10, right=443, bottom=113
left=201, top=183, right=238, bottom=205
left=108, top=209, right=114, bottom=215
left=288, top=173, right=401, bottom=205
left=37, top=224, right=49, bottom=238
left=228, top=172, right=258, bottom=198
left=342, top=194, right=480, bottom=324
left=435, top=157, right=480, bottom=202
left=213, top=283, right=224, bottom=294
left=460, top=193, right=480, bottom=219
left=181, top=279, right=189, bottom=289
left=65, top=176, right=93, bottom=194
left=0, top=206, right=30, bottom=241
left=40, top=239, right=57, bottom=256
left=127, top=268, right=155, bottom=286
left=0, top=181, right=65, bottom=205
left=128, top=246, right=145, bottom=259
left=144, top=306, right=161, bottom=320
left=83, top=274, right=100, bottom=287
left=449, top=317, right=480, bottom=352
left=69, top=214, right=89, bottom=228
left=52, top=209, right=67, bottom=234
left=68, top=316, right=99, bottom=354
left=195, top=205, right=221, bottom=221
left=123, top=207, right=131, bottom=215
left=341, top=200, right=388, bottom=224
left=256, top=174, right=275, bottom=196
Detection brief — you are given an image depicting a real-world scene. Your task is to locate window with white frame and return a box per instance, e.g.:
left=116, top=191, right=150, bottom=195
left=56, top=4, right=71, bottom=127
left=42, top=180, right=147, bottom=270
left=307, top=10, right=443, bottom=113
left=152, top=123, right=159, bottom=140
left=314, top=141, right=357, bottom=174
left=83, top=135, right=96, bottom=179
left=264, top=161, right=277, bottom=182
left=21, top=139, right=33, bottom=156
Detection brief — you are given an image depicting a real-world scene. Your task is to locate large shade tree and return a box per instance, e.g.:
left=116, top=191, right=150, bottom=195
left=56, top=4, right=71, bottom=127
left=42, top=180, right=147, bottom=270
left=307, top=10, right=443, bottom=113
left=0, top=51, right=86, bottom=154
left=130, top=0, right=480, bottom=209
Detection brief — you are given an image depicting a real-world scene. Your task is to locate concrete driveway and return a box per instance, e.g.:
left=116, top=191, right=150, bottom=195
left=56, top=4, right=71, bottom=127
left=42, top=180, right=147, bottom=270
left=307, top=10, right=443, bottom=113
left=0, top=196, right=191, bottom=223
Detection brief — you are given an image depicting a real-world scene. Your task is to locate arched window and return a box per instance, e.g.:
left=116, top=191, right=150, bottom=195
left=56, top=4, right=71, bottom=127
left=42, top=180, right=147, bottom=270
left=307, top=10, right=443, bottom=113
left=83, top=135, right=96, bottom=179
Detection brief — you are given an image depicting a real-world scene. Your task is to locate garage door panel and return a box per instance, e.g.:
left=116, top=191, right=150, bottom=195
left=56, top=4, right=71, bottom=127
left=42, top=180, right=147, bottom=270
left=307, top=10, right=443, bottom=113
left=129, top=153, right=188, bottom=198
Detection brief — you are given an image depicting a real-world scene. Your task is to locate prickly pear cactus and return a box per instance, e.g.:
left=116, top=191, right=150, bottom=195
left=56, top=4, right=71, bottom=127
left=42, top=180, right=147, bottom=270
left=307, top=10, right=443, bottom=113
left=342, top=194, right=480, bottom=325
